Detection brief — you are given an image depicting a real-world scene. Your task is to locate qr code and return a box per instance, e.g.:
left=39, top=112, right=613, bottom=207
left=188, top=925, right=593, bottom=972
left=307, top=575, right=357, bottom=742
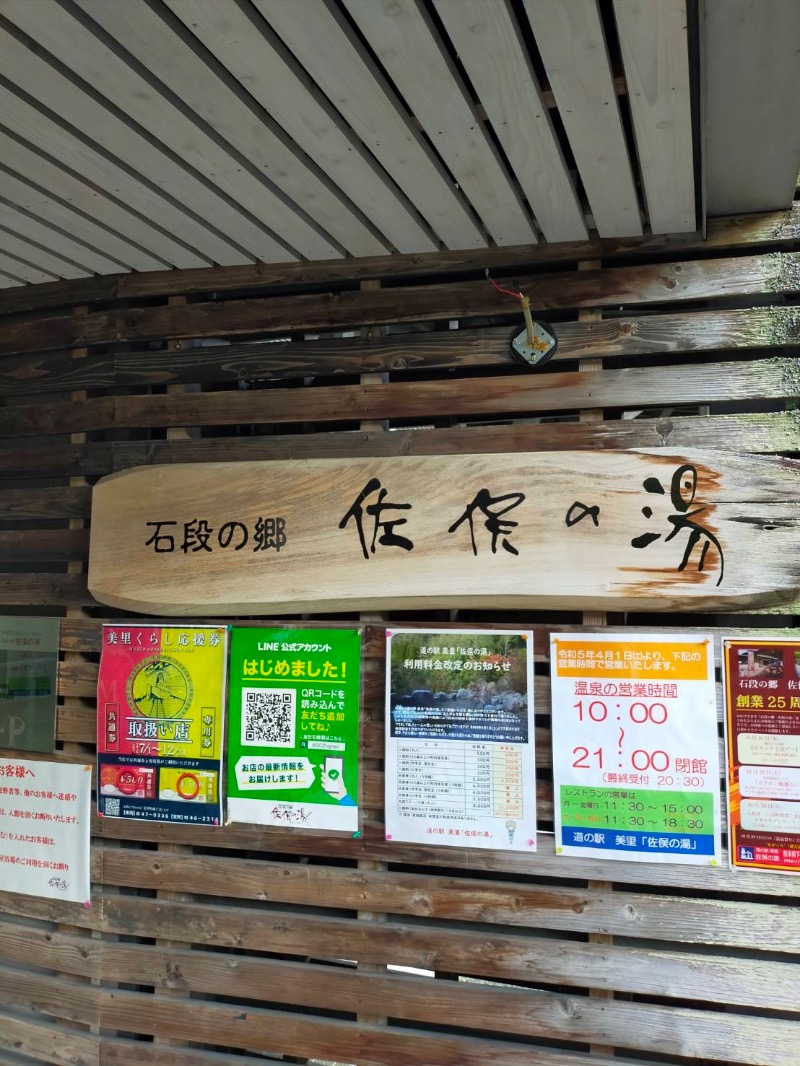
left=104, top=797, right=121, bottom=817
left=242, top=688, right=296, bottom=747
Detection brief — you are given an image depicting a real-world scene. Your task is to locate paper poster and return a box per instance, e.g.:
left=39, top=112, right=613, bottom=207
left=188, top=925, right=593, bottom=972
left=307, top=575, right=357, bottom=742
left=97, top=625, right=227, bottom=825
left=723, top=639, right=800, bottom=873
left=0, top=757, right=91, bottom=904
left=551, top=633, right=720, bottom=865
left=0, top=616, right=59, bottom=753
left=385, top=630, right=536, bottom=851
left=227, top=627, right=361, bottom=832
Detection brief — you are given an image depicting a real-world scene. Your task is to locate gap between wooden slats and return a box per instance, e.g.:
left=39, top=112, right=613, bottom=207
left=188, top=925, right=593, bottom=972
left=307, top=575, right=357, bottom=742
left=578, top=259, right=614, bottom=1056
left=59, top=308, right=99, bottom=1037
left=4, top=302, right=800, bottom=402
left=154, top=294, right=192, bottom=1050
left=14, top=250, right=800, bottom=356
left=358, top=278, right=389, bottom=1030
left=522, top=0, right=643, bottom=238
left=3, top=354, right=798, bottom=440
left=0, top=918, right=797, bottom=1064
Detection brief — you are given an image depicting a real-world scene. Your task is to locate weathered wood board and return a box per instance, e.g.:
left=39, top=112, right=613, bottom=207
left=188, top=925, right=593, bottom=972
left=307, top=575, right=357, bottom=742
left=88, top=451, right=800, bottom=615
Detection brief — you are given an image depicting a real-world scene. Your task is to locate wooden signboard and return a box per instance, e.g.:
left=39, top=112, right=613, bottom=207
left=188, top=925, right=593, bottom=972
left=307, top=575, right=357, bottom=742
left=88, top=451, right=800, bottom=615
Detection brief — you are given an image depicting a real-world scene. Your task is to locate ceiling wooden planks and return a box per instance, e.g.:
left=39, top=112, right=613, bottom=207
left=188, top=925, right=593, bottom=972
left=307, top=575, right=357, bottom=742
left=522, top=0, right=642, bottom=238
left=0, top=25, right=254, bottom=267
left=0, top=80, right=239, bottom=268
left=258, top=0, right=487, bottom=250
left=344, top=0, right=538, bottom=246
left=9, top=0, right=800, bottom=286
left=0, top=227, right=88, bottom=281
left=613, top=0, right=696, bottom=233
left=1, top=0, right=312, bottom=262
left=0, top=173, right=140, bottom=275
left=0, top=127, right=207, bottom=270
left=433, top=0, right=587, bottom=243
left=80, top=0, right=394, bottom=258
left=163, top=0, right=428, bottom=255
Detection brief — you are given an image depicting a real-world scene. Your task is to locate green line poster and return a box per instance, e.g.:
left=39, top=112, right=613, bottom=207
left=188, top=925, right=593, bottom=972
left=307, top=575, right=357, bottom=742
left=226, top=627, right=361, bottom=832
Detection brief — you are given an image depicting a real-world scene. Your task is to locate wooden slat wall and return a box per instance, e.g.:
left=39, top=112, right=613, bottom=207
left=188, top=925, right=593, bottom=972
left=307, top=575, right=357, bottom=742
left=0, top=210, right=799, bottom=1066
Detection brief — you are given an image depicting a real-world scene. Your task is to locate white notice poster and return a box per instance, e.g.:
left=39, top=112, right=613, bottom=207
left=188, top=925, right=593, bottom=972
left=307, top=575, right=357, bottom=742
left=385, top=629, right=536, bottom=851
left=0, top=758, right=91, bottom=904
left=550, top=633, right=721, bottom=865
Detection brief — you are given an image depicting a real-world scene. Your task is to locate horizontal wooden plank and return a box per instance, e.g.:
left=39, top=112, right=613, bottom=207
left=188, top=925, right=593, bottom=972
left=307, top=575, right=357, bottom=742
left=95, top=816, right=800, bottom=897
left=92, top=952, right=800, bottom=1064
left=0, top=443, right=112, bottom=479
left=0, top=574, right=91, bottom=607
left=0, top=410, right=792, bottom=484
left=0, top=487, right=91, bottom=520
left=0, top=968, right=98, bottom=1033
left=0, top=1011, right=97, bottom=1066
left=0, top=529, right=88, bottom=562
left=98, top=883, right=800, bottom=958
left=57, top=702, right=96, bottom=744
left=110, top=412, right=800, bottom=469
left=99, top=851, right=792, bottom=968
left=0, top=1008, right=265, bottom=1066
left=58, top=660, right=99, bottom=700
left=1, top=910, right=794, bottom=1017
left=98, top=355, right=800, bottom=428
left=103, top=303, right=800, bottom=373
left=101, top=1039, right=263, bottom=1066
left=0, top=964, right=660, bottom=1066
left=3, top=304, right=800, bottom=400
left=1, top=205, right=799, bottom=318
left=4, top=252, right=800, bottom=356
left=0, top=922, right=792, bottom=1064
left=1, top=356, right=795, bottom=438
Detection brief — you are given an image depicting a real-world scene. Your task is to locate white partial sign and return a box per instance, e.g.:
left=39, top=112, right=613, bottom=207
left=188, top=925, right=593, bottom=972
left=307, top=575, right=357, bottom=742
left=0, top=758, right=91, bottom=904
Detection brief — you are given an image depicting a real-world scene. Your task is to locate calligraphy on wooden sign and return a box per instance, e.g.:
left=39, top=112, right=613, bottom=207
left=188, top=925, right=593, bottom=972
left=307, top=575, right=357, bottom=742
left=88, top=451, right=800, bottom=615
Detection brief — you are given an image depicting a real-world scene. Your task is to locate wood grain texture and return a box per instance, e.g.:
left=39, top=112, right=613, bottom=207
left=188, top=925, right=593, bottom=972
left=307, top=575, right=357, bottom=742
left=80, top=0, right=393, bottom=259
left=523, top=0, right=642, bottom=237
left=4, top=305, right=800, bottom=400
left=2, top=224, right=800, bottom=1066
left=434, top=0, right=587, bottom=242
left=162, top=0, right=431, bottom=256
left=0, top=23, right=255, bottom=269
left=0, top=80, right=244, bottom=268
left=0, top=409, right=794, bottom=484
left=0, top=920, right=795, bottom=1065
left=259, top=0, right=486, bottom=250
left=614, top=0, right=696, bottom=233
left=4, top=251, right=800, bottom=356
left=88, top=451, right=800, bottom=615
left=344, top=0, right=537, bottom=247
left=1, top=356, right=795, bottom=438
left=0, top=126, right=206, bottom=271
